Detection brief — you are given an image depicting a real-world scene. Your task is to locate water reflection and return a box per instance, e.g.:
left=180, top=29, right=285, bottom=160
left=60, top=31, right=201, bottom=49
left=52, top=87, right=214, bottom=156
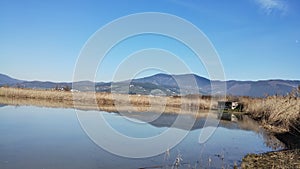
left=116, top=111, right=285, bottom=151
left=0, top=105, right=285, bottom=169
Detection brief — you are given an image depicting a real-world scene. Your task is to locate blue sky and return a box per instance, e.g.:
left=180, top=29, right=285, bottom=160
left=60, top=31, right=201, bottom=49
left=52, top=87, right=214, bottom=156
left=1, top=0, right=299, bottom=82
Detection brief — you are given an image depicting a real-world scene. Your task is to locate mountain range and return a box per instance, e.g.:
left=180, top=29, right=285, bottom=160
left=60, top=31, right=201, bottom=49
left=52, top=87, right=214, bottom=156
left=0, top=73, right=299, bottom=97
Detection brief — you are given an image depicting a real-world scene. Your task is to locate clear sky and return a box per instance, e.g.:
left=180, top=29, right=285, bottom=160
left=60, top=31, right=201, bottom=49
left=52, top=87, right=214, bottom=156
left=1, top=0, right=299, bottom=82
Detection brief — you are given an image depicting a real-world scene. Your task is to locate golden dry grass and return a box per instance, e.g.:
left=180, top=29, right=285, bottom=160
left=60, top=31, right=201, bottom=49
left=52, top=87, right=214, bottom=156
left=0, top=87, right=217, bottom=114
left=239, top=90, right=300, bottom=134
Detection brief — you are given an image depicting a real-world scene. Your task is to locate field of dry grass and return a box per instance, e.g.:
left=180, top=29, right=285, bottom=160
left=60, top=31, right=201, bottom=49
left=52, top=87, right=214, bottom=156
left=0, top=87, right=217, bottom=114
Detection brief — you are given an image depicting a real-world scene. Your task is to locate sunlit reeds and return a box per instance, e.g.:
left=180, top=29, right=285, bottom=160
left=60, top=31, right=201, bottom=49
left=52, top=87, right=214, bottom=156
left=240, top=88, right=300, bottom=134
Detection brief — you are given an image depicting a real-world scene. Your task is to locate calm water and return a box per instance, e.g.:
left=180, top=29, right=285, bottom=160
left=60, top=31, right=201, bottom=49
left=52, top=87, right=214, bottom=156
left=0, top=105, right=284, bottom=169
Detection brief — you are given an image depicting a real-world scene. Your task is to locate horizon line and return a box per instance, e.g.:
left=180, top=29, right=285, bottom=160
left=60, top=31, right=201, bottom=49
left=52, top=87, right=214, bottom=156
left=1, top=72, right=300, bottom=83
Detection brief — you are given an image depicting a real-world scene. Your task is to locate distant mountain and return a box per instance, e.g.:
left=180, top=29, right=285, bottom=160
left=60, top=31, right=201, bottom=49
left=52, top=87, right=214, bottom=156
left=18, top=81, right=71, bottom=89
left=0, top=73, right=71, bottom=89
left=93, top=74, right=211, bottom=96
left=132, top=73, right=210, bottom=87
left=0, top=73, right=299, bottom=97
left=225, top=80, right=300, bottom=96
left=132, top=73, right=211, bottom=89
left=0, top=74, right=23, bottom=86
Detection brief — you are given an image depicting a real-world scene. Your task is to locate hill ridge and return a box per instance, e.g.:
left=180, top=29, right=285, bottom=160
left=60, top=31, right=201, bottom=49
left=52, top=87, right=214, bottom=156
left=0, top=73, right=299, bottom=97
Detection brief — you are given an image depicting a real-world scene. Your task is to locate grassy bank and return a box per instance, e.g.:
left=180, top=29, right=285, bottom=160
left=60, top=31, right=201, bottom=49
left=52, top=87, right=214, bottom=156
left=239, top=91, right=300, bottom=134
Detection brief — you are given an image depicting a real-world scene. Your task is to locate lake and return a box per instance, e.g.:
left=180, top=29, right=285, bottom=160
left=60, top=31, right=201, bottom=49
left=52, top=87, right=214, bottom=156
left=0, top=105, right=284, bottom=169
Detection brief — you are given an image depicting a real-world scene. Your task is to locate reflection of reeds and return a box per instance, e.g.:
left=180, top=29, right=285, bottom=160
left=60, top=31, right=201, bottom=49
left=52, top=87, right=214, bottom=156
left=0, top=87, right=217, bottom=114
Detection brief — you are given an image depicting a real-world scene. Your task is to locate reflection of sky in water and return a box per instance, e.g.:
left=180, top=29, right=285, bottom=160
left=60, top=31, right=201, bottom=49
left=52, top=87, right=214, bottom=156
left=102, top=112, right=167, bottom=138
left=0, top=106, right=284, bottom=169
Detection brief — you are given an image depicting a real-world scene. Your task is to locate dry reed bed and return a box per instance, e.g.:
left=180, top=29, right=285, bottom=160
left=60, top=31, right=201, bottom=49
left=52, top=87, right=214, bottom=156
left=0, top=87, right=217, bottom=114
left=240, top=93, right=300, bottom=134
